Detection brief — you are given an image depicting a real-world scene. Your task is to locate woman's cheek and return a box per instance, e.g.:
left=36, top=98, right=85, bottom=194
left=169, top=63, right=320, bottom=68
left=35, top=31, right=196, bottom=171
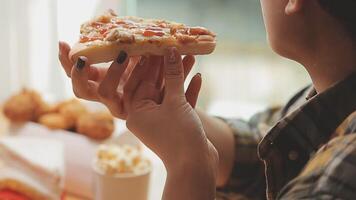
left=260, top=0, right=296, bottom=57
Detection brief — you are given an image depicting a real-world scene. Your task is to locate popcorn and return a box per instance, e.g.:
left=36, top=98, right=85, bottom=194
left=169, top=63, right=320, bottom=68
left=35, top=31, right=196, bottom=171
left=95, top=144, right=150, bottom=175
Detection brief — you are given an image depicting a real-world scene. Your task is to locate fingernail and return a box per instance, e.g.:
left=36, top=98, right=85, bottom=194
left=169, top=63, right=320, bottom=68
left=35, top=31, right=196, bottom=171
left=76, top=57, right=86, bottom=70
left=138, top=56, right=146, bottom=66
left=197, top=73, right=201, bottom=77
left=117, top=51, right=128, bottom=64
left=167, top=48, right=178, bottom=64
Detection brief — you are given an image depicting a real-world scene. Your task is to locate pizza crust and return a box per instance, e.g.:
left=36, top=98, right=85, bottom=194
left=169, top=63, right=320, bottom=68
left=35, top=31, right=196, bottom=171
left=69, top=40, right=216, bottom=64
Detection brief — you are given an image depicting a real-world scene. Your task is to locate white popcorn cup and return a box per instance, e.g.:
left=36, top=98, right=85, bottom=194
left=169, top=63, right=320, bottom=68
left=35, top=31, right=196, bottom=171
left=92, top=161, right=151, bottom=200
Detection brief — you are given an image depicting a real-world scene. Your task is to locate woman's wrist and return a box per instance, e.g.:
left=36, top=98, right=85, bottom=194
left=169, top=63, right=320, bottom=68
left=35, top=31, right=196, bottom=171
left=164, top=138, right=219, bottom=179
left=163, top=145, right=218, bottom=200
left=162, top=130, right=218, bottom=171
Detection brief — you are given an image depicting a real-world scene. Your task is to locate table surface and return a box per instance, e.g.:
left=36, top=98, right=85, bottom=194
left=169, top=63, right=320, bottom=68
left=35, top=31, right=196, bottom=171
left=0, top=107, right=166, bottom=200
left=0, top=108, right=79, bottom=200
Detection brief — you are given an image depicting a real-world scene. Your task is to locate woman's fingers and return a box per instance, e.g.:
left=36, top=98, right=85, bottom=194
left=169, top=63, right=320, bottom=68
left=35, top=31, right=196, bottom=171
left=144, top=56, right=162, bottom=84
left=132, top=56, right=163, bottom=103
left=97, top=51, right=130, bottom=117
left=183, top=55, right=195, bottom=80
left=159, top=55, right=194, bottom=89
left=71, top=56, right=99, bottom=101
left=123, top=56, right=149, bottom=105
left=186, top=73, right=202, bottom=108
left=58, top=41, right=73, bottom=77
left=156, top=62, right=165, bottom=91
left=59, top=41, right=109, bottom=82
left=156, top=55, right=194, bottom=103
left=118, top=56, right=140, bottom=91
left=98, top=51, right=129, bottom=100
left=163, top=47, right=185, bottom=100
left=88, top=66, right=109, bottom=82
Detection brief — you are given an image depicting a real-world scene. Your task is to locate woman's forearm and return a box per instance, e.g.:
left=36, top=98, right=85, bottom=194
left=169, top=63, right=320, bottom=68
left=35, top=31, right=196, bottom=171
left=197, top=109, right=235, bottom=187
left=163, top=146, right=218, bottom=200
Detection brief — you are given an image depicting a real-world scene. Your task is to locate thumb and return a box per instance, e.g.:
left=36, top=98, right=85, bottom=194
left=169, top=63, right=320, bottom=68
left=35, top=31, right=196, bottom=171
left=163, top=47, right=185, bottom=97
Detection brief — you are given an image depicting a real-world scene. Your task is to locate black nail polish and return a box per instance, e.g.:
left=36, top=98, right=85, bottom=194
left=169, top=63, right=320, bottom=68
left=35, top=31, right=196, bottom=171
left=76, top=57, right=85, bottom=69
left=117, top=51, right=128, bottom=64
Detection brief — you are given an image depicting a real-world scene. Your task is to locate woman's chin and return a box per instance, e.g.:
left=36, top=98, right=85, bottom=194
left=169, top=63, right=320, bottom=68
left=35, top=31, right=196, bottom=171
left=268, top=37, right=299, bottom=61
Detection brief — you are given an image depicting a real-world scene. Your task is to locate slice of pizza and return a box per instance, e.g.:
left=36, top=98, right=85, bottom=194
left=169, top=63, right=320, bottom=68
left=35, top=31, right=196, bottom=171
left=69, top=10, right=216, bottom=64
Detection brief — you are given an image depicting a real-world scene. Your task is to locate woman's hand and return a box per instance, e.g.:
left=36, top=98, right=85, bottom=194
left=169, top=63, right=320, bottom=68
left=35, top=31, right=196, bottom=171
left=58, top=41, right=196, bottom=119
left=124, top=48, right=216, bottom=166
left=124, top=48, right=218, bottom=200
left=59, top=42, right=218, bottom=199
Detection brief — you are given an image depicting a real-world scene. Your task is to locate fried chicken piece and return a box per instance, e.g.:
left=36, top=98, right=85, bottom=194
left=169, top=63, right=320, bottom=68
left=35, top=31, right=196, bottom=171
left=76, top=112, right=115, bottom=140
left=38, top=99, right=89, bottom=131
left=38, top=113, right=73, bottom=130
left=3, top=89, right=48, bottom=123
left=57, top=99, right=88, bottom=124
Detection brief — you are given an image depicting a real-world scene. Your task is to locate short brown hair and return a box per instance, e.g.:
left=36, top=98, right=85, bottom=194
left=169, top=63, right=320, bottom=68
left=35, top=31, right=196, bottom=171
left=318, top=0, right=356, bottom=41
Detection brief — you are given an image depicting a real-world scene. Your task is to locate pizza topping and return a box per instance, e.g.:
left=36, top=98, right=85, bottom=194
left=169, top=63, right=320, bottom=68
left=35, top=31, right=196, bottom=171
left=143, top=30, right=165, bottom=37
left=123, top=24, right=138, bottom=29
left=170, top=27, right=177, bottom=35
left=100, top=24, right=119, bottom=36
left=170, top=27, right=187, bottom=35
left=105, top=29, right=120, bottom=41
left=108, top=24, right=118, bottom=29
left=95, top=10, right=116, bottom=23
left=169, top=24, right=186, bottom=35
left=91, top=21, right=105, bottom=29
left=113, top=18, right=125, bottom=25
left=175, top=34, right=197, bottom=44
left=157, top=22, right=167, bottom=28
left=146, top=27, right=163, bottom=31
left=105, top=28, right=135, bottom=43
left=80, top=35, right=103, bottom=43
left=118, top=34, right=135, bottom=43
left=80, top=22, right=97, bottom=34
left=114, top=18, right=136, bottom=25
left=80, top=36, right=90, bottom=43
left=196, top=35, right=215, bottom=42
left=79, top=13, right=216, bottom=45
left=188, top=27, right=214, bottom=36
left=107, top=9, right=117, bottom=17
left=97, top=16, right=111, bottom=23
left=99, top=28, right=108, bottom=35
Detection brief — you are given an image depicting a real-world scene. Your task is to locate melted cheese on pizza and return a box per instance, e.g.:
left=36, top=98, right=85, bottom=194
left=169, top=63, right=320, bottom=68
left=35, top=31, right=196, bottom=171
left=79, top=10, right=215, bottom=46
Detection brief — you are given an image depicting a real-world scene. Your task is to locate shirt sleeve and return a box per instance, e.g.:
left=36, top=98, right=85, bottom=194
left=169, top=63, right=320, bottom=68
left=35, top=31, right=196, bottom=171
left=277, top=133, right=356, bottom=200
left=216, top=107, right=283, bottom=200
left=215, top=85, right=312, bottom=200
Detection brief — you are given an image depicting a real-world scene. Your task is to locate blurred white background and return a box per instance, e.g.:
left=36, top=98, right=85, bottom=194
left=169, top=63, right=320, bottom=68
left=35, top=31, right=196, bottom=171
left=0, top=0, right=311, bottom=118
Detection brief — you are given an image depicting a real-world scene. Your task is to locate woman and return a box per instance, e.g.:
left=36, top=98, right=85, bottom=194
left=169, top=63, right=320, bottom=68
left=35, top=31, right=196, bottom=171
left=59, top=0, right=356, bottom=199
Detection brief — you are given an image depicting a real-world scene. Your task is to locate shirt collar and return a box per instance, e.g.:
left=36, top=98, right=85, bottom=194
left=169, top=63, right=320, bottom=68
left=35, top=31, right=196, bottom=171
left=258, top=72, right=356, bottom=160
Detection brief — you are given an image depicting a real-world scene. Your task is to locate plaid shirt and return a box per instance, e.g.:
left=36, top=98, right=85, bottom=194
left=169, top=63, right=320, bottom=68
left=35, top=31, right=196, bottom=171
left=216, top=72, right=356, bottom=200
